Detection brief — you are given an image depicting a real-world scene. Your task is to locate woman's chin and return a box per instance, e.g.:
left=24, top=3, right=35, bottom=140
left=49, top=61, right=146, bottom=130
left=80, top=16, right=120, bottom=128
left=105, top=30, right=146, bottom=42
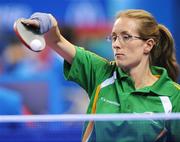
left=116, top=61, right=124, bottom=68
left=116, top=61, right=129, bottom=70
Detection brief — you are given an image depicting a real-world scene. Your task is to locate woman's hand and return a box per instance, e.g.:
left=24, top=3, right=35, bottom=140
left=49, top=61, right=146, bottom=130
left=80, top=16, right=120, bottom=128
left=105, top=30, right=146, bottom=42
left=20, top=12, right=75, bottom=64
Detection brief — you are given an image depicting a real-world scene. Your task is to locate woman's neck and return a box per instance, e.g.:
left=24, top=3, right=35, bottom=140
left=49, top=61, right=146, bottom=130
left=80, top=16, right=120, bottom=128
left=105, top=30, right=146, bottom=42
left=123, top=63, right=158, bottom=89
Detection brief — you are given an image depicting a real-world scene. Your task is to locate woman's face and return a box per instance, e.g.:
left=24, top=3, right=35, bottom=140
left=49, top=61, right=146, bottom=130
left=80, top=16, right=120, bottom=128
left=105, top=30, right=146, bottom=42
left=111, top=17, right=148, bottom=71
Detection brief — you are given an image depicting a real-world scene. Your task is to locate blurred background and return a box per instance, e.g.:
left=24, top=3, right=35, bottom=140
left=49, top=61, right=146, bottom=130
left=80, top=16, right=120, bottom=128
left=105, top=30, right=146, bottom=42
left=0, top=0, right=180, bottom=141
left=0, top=0, right=180, bottom=115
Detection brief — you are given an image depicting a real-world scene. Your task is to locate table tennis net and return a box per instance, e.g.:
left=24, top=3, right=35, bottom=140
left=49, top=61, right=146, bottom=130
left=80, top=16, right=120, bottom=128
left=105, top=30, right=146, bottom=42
left=0, top=113, right=180, bottom=142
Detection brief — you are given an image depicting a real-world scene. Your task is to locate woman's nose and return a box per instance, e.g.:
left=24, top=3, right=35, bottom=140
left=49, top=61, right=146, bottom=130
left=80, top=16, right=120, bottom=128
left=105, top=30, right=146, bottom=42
left=112, top=40, right=122, bottom=49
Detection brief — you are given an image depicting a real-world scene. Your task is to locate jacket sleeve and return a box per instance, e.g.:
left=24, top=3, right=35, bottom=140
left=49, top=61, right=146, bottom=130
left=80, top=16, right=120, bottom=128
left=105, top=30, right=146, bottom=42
left=63, top=46, right=111, bottom=98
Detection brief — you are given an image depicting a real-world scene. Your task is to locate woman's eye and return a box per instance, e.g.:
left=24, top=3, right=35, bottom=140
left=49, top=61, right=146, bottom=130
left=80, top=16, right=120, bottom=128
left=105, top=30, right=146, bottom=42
left=123, top=35, right=131, bottom=40
left=112, top=36, right=117, bottom=41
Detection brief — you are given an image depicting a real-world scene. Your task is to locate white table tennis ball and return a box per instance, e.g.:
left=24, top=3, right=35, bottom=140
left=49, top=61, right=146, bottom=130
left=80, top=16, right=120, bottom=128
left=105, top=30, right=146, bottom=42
left=30, top=39, right=45, bottom=51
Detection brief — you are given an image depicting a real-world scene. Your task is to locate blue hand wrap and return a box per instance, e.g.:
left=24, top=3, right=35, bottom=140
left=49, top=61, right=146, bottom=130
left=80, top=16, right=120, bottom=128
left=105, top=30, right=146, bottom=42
left=30, top=12, right=53, bottom=34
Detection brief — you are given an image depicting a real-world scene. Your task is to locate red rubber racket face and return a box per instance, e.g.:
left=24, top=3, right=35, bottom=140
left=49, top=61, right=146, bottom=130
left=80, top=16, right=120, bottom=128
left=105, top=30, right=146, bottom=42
left=13, top=18, right=46, bottom=52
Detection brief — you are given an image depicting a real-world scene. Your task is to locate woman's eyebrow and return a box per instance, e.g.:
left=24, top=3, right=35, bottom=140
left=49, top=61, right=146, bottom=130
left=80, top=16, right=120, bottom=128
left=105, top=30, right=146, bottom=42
left=111, top=31, right=131, bottom=36
left=121, top=31, right=130, bottom=35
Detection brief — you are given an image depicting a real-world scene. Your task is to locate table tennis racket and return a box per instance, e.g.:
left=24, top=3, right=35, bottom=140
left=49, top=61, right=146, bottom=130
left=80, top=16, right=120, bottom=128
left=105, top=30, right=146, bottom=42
left=13, top=18, right=46, bottom=52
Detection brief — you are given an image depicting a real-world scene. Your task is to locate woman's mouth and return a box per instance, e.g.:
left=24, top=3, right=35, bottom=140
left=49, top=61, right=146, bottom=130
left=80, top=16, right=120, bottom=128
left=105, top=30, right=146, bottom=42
left=115, top=53, right=124, bottom=57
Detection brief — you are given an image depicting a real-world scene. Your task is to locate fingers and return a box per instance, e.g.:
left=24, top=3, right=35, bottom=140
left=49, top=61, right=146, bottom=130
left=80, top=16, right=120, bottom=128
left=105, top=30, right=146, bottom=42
left=20, top=13, right=58, bottom=34
left=29, top=13, right=54, bottom=34
left=48, top=14, right=58, bottom=27
left=21, top=19, right=40, bottom=28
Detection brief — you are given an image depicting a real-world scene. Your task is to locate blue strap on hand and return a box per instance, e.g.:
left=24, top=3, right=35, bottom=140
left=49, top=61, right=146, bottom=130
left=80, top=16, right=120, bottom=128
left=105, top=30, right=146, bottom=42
left=30, top=12, right=53, bottom=34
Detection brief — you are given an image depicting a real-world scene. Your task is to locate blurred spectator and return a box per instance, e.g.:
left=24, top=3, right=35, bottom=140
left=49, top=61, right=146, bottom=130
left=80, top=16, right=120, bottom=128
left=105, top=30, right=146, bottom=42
left=0, top=35, right=52, bottom=114
left=0, top=87, right=22, bottom=115
left=0, top=87, right=24, bottom=131
left=1, top=36, right=48, bottom=77
left=0, top=28, right=88, bottom=115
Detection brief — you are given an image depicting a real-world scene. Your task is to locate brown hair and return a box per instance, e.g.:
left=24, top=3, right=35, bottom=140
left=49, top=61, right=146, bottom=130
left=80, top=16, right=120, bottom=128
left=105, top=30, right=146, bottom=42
left=116, top=9, right=179, bottom=82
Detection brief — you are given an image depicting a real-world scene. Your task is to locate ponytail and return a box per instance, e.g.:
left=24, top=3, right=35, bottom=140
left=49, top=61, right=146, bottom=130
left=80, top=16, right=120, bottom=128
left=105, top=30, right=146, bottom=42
left=150, top=24, right=180, bottom=82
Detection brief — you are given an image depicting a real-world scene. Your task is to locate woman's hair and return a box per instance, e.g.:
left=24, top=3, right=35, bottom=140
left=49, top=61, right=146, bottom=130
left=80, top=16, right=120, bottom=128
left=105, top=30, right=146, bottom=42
left=116, top=9, right=179, bottom=82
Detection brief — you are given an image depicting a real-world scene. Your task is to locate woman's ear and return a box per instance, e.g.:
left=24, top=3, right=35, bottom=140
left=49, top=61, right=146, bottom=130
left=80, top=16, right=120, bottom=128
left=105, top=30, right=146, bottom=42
left=144, top=38, right=155, bottom=54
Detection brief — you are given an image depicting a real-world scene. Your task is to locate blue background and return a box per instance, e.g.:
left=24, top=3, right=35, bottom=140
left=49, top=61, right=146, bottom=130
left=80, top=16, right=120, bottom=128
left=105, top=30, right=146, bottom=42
left=0, top=0, right=179, bottom=114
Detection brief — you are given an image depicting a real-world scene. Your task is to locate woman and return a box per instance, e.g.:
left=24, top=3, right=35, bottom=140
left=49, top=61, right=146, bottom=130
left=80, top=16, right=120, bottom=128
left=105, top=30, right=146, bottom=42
left=21, top=9, right=180, bottom=142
